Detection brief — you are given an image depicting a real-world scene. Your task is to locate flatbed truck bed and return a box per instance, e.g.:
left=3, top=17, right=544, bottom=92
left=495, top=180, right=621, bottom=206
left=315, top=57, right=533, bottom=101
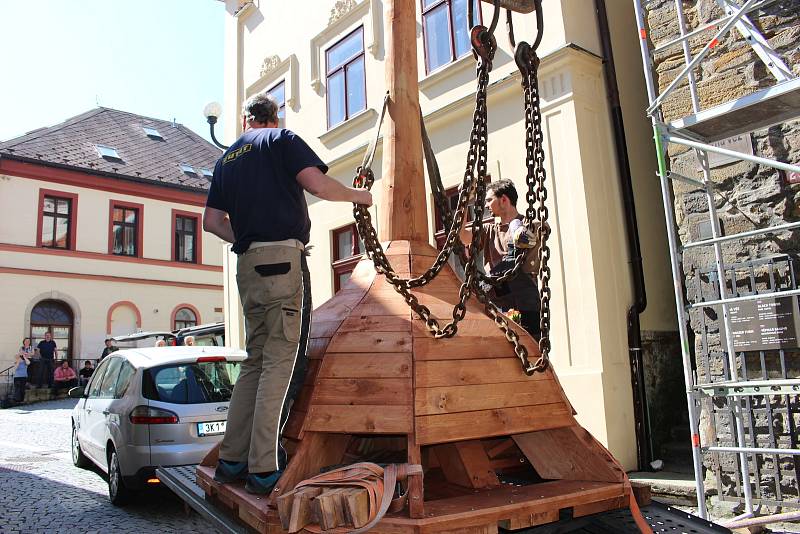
left=157, top=465, right=731, bottom=534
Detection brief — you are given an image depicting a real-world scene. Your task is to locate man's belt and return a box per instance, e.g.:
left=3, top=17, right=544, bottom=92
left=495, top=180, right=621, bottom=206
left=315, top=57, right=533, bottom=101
left=247, top=239, right=305, bottom=252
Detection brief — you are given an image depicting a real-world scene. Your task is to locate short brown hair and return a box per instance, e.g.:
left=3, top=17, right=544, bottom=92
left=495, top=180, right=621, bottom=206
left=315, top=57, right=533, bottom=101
left=243, top=93, right=279, bottom=125
left=487, top=179, right=518, bottom=206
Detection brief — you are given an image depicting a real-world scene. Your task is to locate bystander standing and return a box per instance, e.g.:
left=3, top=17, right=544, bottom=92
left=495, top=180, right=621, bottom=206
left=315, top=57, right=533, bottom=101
left=35, top=332, right=57, bottom=388
left=13, top=339, right=32, bottom=403
left=100, top=338, right=117, bottom=360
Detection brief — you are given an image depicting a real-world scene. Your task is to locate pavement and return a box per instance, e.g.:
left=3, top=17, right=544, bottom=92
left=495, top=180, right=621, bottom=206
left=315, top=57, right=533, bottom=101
left=0, top=397, right=217, bottom=534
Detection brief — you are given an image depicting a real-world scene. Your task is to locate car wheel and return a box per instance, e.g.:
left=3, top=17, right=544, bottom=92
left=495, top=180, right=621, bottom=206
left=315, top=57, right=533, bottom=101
left=107, top=447, right=131, bottom=506
left=71, top=424, right=91, bottom=469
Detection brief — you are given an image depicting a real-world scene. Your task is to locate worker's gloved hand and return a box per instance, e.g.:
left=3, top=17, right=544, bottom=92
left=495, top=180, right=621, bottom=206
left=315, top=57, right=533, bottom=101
left=512, top=222, right=537, bottom=249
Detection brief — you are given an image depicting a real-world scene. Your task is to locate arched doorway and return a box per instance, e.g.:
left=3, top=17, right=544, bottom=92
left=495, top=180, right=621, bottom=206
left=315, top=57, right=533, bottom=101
left=30, top=299, right=73, bottom=361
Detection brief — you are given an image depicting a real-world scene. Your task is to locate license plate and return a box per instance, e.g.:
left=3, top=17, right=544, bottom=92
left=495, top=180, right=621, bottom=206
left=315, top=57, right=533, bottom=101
left=197, top=421, right=227, bottom=436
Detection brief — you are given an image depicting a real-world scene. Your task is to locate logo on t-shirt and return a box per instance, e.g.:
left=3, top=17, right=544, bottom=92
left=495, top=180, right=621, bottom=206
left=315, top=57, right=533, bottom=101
left=223, top=143, right=252, bottom=164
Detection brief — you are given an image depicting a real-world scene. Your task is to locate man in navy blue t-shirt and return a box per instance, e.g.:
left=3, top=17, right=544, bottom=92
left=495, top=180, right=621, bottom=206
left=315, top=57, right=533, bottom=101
left=204, top=92, right=371, bottom=495
left=35, top=331, right=57, bottom=388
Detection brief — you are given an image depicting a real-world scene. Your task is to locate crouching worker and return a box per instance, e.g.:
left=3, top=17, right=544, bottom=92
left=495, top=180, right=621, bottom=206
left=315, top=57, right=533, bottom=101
left=461, top=179, right=544, bottom=339
left=203, top=92, right=372, bottom=494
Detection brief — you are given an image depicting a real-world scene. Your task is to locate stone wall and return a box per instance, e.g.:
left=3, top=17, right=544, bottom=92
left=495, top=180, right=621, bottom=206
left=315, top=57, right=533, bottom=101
left=644, top=0, right=800, bottom=506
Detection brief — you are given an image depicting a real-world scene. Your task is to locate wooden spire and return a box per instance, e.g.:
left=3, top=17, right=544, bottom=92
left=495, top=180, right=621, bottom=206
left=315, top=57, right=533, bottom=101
left=379, top=0, right=428, bottom=242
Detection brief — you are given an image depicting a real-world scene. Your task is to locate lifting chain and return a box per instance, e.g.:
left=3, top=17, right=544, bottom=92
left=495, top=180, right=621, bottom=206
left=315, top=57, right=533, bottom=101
left=350, top=0, right=549, bottom=374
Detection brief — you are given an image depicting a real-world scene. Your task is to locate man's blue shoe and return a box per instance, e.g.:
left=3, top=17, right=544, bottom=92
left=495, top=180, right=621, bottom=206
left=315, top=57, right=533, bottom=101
left=245, top=470, right=282, bottom=495
left=213, top=459, right=248, bottom=483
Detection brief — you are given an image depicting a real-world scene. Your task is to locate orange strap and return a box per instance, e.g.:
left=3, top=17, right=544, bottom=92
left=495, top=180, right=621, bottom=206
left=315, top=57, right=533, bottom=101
left=291, top=462, right=422, bottom=534
left=624, top=475, right=653, bottom=534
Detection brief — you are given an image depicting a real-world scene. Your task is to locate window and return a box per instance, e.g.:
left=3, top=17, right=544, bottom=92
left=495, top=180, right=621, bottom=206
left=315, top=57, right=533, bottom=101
left=143, top=361, right=241, bottom=404
left=422, top=0, right=480, bottom=73
left=143, top=126, right=163, bottom=139
left=39, top=194, right=75, bottom=249
left=173, top=211, right=200, bottom=263
left=88, top=359, right=111, bottom=398
left=326, top=27, right=366, bottom=128
left=109, top=201, right=143, bottom=257
left=268, top=81, right=286, bottom=128
left=332, top=223, right=365, bottom=293
left=95, top=144, right=122, bottom=160
left=174, top=307, right=198, bottom=329
left=200, top=168, right=213, bottom=178
left=98, top=358, right=123, bottom=399
left=114, top=362, right=136, bottom=399
left=179, top=163, right=197, bottom=175
left=433, top=179, right=492, bottom=249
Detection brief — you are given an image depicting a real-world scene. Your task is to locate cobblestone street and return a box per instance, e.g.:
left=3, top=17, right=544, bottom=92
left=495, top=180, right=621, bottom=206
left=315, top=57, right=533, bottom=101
left=0, top=398, right=216, bottom=533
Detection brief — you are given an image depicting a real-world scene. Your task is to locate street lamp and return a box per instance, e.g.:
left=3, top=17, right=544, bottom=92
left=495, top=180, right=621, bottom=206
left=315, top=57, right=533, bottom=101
left=203, top=101, right=229, bottom=150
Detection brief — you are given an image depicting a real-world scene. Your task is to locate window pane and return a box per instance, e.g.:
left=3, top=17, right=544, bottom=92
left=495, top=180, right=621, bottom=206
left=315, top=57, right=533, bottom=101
left=327, top=70, right=346, bottom=127
left=327, top=29, right=363, bottom=71
left=114, top=362, right=136, bottom=399
left=113, top=225, right=124, bottom=254
left=145, top=362, right=240, bottom=404
left=124, top=226, right=136, bottom=255
left=113, top=208, right=124, bottom=222
left=452, top=0, right=473, bottom=58
left=175, top=217, right=184, bottom=231
left=43, top=197, right=55, bottom=214
left=54, top=217, right=69, bottom=248
left=183, top=235, right=194, bottom=262
left=337, top=229, right=353, bottom=260
left=183, top=217, right=194, bottom=232
left=176, top=308, right=196, bottom=322
left=99, top=358, right=123, bottom=398
left=125, top=208, right=137, bottom=224
left=56, top=198, right=70, bottom=215
left=424, top=5, right=451, bottom=72
left=423, top=0, right=440, bottom=7
left=346, top=57, right=366, bottom=118
left=268, top=82, right=285, bottom=106
left=41, top=216, right=54, bottom=246
left=337, top=270, right=352, bottom=291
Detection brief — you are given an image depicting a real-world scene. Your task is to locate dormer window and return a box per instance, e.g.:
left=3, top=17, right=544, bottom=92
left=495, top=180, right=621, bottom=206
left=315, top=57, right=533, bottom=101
left=143, top=126, right=163, bottom=139
left=179, top=164, right=197, bottom=175
left=95, top=144, right=121, bottom=160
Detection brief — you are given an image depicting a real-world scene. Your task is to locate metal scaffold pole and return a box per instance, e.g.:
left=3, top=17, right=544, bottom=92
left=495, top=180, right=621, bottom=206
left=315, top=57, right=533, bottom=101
left=631, top=0, right=800, bottom=525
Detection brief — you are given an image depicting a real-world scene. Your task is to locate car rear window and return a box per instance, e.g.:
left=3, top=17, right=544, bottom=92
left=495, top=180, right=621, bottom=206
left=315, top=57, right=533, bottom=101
left=142, top=360, right=240, bottom=404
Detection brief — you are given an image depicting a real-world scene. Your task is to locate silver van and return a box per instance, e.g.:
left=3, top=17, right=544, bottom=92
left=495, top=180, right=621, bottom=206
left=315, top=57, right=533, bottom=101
left=70, top=346, right=245, bottom=505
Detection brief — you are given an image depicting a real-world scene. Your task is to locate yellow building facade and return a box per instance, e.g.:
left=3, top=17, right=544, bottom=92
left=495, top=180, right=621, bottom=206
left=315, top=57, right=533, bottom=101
left=218, top=0, right=677, bottom=469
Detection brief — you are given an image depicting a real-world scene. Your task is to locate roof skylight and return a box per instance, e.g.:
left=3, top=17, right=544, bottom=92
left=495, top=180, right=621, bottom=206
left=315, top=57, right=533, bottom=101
left=200, top=168, right=213, bottom=178
left=179, top=164, right=197, bottom=175
left=95, top=144, right=121, bottom=160
left=143, top=126, right=163, bottom=139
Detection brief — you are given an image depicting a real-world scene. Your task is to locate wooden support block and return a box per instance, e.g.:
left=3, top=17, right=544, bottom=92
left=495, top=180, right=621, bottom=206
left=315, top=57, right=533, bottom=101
left=630, top=481, right=652, bottom=507
left=341, top=487, right=370, bottom=528
left=433, top=440, right=500, bottom=489
left=513, top=427, right=624, bottom=483
left=280, top=486, right=322, bottom=533
left=485, top=438, right=516, bottom=459
left=312, top=488, right=348, bottom=530
left=407, top=433, right=425, bottom=518
left=199, top=443, right=219, bottom=467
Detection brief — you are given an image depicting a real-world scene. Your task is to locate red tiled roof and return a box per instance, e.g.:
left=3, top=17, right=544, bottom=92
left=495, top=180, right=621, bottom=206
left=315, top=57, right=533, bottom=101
left=0, top=108, right=222, bottom=192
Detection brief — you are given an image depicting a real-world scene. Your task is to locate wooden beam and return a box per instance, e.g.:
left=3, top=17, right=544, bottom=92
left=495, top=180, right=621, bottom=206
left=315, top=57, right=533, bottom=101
left=380, top=0, right=428, bottom=241
left=433, top=440, right=500, bottom=489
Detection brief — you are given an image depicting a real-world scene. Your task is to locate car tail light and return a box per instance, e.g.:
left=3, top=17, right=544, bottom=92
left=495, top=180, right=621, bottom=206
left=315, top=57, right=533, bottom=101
left=197, top=356, right=226, bottom=363
left=129, top=406, right=179, bottom=424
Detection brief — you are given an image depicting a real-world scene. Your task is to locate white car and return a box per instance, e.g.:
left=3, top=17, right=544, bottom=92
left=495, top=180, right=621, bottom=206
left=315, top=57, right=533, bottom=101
left=70, top=346, right=245, bottom=505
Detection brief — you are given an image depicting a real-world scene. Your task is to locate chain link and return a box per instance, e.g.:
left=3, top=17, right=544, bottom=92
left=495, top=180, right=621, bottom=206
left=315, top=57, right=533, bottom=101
left=351, top=27, right=551, bottom=375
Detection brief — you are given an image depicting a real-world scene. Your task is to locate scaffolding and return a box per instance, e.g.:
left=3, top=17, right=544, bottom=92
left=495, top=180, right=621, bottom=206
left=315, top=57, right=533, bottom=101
left=631, top=0, right=800, bottom=526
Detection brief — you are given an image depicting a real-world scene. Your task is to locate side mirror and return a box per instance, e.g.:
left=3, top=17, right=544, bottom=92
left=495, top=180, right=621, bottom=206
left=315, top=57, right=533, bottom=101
left=68, top=386, right=86, bottom=399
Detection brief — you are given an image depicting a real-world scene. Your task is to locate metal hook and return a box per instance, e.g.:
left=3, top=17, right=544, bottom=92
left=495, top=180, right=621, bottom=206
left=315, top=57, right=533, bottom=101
left=506, top=9, right=516, bottom=49
left=487, top=0, right=501, bottom=37
left=531, top=0, right=543, bottom=51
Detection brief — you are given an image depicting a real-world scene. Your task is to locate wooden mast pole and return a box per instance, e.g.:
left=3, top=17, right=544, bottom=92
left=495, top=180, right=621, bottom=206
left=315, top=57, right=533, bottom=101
left=379, top=0, right=428, bottom=242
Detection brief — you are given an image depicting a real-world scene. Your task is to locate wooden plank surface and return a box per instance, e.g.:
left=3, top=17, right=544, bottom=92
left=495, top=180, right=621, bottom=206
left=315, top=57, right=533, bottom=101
left=305, top=404, right=413, bottom=433
left=338, top=315, right=411, bottom=332
left=413, top=335, right=517, bottom=361
left=416, top=403, right=573, bottom=445
left=415, top=359, right=550, bottom=388
left=327, top=331, right=412, bottom=353
left=415, top=381, right=564, bottom=415
left=317, top=353, right=412, bottom=378
left=307, top=337, right=330, bottom=359
left=311, top=378, right=413, bottom=406
left=513, top=427, right=624, bottom=483
left=310, top=320, right=343, bottom=339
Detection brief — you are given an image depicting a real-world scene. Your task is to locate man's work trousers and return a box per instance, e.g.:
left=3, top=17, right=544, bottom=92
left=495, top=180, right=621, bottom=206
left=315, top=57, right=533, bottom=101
left=220, top=245, right=303, bottom=474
